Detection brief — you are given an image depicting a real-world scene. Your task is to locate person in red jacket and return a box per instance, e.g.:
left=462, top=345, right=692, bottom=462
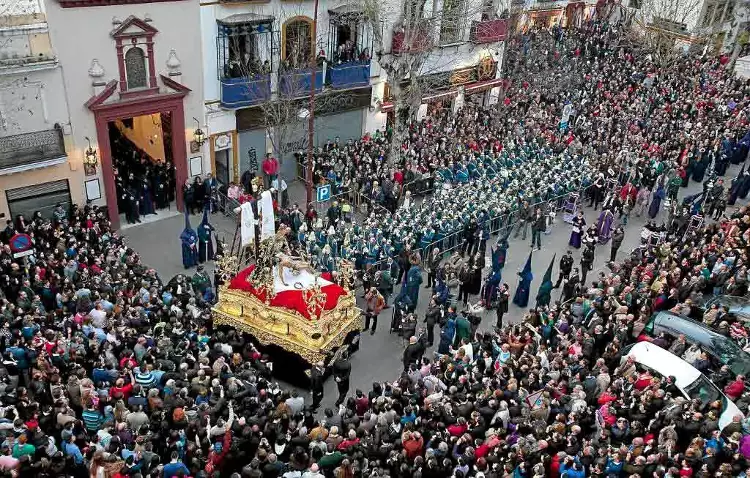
left=598, top=388, right=618, bottom=406
left=336, top=429, right=360, bottom=451
left=549, top=451, right=564, bottom=477
left=353, top=390, right=369, bottom=416
left=447, top=417, right=469, bottom=437
left=724, top=375, right=745, bottom=400
left=261, top=153, right=279, bottom=188
left=403, top=431, right=424, bottom=460
left=204, top=403, right=234, bottom=473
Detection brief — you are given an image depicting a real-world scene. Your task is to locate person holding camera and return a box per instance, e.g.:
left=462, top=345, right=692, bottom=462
left=364, top=287, right=385, bottom=335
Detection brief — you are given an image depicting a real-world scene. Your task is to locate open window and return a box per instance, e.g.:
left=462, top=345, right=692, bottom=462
left=327, top=4, right=372, bottom=64
left=283, top=17, right=314, bottom=70
left=216, top=14, right=275, bottom=80
left=440, top=0, right=468, bottom=44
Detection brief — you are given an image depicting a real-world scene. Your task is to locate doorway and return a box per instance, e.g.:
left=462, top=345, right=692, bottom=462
left=335, top=24, right=356, bottom=62
left=215, top=149, right=231, bottom=188
left=108, top=112, right=177, bottom=226
left=88, top=84, right=189, bottom=230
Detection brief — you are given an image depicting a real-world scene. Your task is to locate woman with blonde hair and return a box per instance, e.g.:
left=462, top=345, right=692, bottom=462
left=113, top=400, right=128, bottom=423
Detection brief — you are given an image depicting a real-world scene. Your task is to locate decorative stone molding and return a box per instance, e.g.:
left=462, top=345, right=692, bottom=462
left=166, top=49, right=181, bottom=71
left=88, top=59, right=106, bottom=95
left=88, top=59, right=105, bottom=79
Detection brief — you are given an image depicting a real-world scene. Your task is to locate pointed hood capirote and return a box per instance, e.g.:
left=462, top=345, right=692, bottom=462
left=536, top=254, right=556, bottom=308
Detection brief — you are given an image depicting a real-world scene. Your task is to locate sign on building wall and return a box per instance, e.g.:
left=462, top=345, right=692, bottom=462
left=214, top=133, right=232, bottom=151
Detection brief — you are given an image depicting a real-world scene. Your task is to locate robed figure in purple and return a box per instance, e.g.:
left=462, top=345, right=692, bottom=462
left=596, top=207, right=615, bottom=244
left=569, top=211, right=585, bottom=249
left=482, top=231, right=509, bottom=307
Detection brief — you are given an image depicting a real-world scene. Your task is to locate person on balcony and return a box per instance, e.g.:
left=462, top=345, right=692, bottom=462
left=316, top=49, right=327, bottom=68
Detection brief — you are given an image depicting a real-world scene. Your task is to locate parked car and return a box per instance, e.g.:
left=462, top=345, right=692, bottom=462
left=703, top=295, right=750, bottom=323
left=621, top=341, right=744, bottom=431
left=638, top=311, right=750, bottom=378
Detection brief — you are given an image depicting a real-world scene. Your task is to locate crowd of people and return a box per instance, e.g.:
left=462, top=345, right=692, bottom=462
left=279, top=20, right=750, bottom=281
left=111, top=124, right=178, bottom=225
left=2, top=18, right=750, bottom=478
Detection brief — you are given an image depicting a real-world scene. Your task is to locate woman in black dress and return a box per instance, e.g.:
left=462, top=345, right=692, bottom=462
left=182, top=179, right=195, bottom=215
left=192, top=176, right=205, bottom=214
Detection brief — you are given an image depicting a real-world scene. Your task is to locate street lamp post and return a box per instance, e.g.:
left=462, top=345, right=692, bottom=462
left=306, top=0, right=319, bottom=205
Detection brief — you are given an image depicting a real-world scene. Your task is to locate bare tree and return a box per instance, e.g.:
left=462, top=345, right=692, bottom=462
left=621, top=0, right=706, bottom=66
left=360, top=0, right=500, bottom=165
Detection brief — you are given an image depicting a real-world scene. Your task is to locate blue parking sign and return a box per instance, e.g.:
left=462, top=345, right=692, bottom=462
left=316, top=184, right=331, bottom=202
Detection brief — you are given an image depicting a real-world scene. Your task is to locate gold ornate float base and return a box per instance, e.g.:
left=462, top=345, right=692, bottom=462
left=212, top=286, right=363, bottom=364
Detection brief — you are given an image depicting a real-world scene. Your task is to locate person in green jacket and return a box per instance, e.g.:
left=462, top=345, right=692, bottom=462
left=11, top=435, right=35, bottom=459
left=317, top=443, right=344, bottom=471
left=455, top=313, right=472, bottom=348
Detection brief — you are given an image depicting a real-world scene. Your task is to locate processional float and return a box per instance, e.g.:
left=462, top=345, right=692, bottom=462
left=214, top=180, right=362, bottom=384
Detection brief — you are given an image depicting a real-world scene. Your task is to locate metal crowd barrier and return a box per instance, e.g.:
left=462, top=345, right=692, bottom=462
left=364, top=185, right=592, bottom=272
left=400, top=176, right=436, bottom=197
left=215, top=190, right=241, bottom=221
left=308, top=189, right=355, bottom=217
left=355, top=190, right=392, bottom=217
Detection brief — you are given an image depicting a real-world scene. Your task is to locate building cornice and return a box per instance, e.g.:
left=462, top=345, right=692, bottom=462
left=0, top=23, right=49, bottom=34
left=0, top=60, right=59, bottom=76
left=0, top=156, right=68, bottom=176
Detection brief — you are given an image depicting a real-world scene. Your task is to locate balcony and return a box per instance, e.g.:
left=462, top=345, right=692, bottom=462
left=0, top=127, right=67, bottom=174
left=328, top=61, right=370, bottom=89
left=279, top=69, right=323, bottom=97
left=220, top=74, right=271, bottom=108
left=391, top=28, right=432, bottom=54
left=470, top=19, right=508, bottom=43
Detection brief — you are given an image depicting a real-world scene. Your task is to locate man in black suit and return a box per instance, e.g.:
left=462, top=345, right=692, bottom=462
left=309, top=361, right=325, bottom=412
left=555, top=251, right=574, bottom=288
left=332, top=350, right=351, bottom=407
left=402, top=335, right=425, bottom=372
left=530, top=207, right=545, bottom=251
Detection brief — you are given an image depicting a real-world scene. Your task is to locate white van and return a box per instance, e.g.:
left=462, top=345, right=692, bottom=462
left=622, top=342, right=744, bottom=431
